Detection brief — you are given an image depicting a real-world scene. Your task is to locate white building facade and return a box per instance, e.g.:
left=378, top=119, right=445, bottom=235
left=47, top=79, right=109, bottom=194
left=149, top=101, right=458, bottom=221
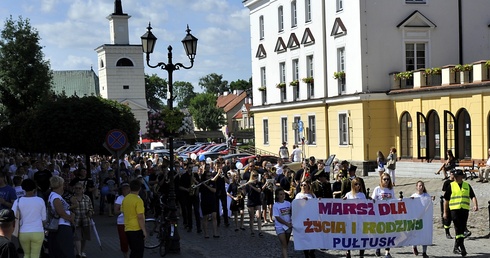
left=244, top=0, right=490, bottom=168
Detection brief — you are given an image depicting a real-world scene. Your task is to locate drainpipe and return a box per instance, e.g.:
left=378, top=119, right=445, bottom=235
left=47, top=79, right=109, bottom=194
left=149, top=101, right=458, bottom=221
left=458, top=0, right=463, bottom=64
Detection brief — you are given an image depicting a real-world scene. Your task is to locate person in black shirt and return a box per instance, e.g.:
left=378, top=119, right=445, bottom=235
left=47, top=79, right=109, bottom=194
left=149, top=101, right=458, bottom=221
left=280, top=168, right=296, bottom=202
left=212, top=162, right=229, bottom=227
left=69, top=167, right=95, bottom=204
left=178, top=164, right=192, bottom=231
left=33, top=163, right=52, bottom=201
left=312, top=171, right=333, bottom=198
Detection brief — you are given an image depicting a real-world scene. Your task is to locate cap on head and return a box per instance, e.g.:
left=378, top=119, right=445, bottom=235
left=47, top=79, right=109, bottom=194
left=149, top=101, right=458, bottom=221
left=453, top=169, right=465, bottom=177
left=0, top=209, right=15, bottom=223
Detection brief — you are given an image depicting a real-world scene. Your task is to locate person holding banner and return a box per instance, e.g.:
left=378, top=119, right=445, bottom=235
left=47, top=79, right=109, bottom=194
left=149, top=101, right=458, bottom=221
left=273, top=188, right=292, bottom=258
left=443, top=169, right=478, bottom=257
left=340, top=165, right=366, bottom=198
left=343, top=178, right=366, bottom=258
left=294, top=180, right=316, bottom=258
left=410, top=180, right=431, bottom=258
left=371, top=172, right=395, bottom=258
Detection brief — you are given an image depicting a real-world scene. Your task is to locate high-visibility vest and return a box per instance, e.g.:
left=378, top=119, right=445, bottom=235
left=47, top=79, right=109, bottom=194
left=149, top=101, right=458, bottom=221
left=448, top=181, right=470, bottom=210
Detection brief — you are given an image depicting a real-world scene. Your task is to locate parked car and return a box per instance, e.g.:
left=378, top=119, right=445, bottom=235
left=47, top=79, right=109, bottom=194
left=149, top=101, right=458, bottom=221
left=238, top=155, right=279, bottom=166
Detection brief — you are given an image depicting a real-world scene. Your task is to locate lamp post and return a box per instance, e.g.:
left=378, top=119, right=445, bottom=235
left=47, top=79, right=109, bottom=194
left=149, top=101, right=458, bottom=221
left=141, top=23, right=197, bottom=252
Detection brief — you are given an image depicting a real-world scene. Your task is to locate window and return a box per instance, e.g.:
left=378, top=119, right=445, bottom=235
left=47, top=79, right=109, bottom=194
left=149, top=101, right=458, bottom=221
left=263, top=119, right=269, bottom=144
left=294, top=116, right=301, bottom=144
left=292, top=59, right=299, bottom=81
left=261, top=67, right=267, bottom=87
left=405, top=43, right=426, bottom=71
left=337, top=47, right=345, bottom=72
left=406, top=0, right=426, bottom=4
left=336, top=0, right=343, bottom=12
left=306, top=55, right=314, bottom=98
left=291, top=1, right=297, bottom=28
left=305, top=0, right=311, bottom=22
left=279, top=62, right=286, bottom=83
left=100, top=59, right=104, bottom=68
left=259, top=16, right=265, bottom=40
left=123, top=85, right=129, bottom=89
left=279, top=62, right=287, bottom=101
left=281, top=118, right=288, bottom=143
left=339, top=113, right=349, bottom=145
left=261, top=67, right=267, bottom=104
left=337, top=48, right=346, bottom=94
left=308, top=115, right=316, bottom=145
left=116, top=58, right=133, bottom=66
left=278, top=6, right=284, bottom=32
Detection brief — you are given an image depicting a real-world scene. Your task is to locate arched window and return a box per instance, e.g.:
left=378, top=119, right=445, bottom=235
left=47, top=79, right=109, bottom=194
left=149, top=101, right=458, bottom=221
left=116, top=58, right=134, bottom=67
left=100, top=59, right=104, bottom=68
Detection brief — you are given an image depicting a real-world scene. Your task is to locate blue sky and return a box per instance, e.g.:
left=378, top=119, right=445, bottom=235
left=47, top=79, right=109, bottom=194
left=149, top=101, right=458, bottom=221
left=0, top=0, right=252, bottom=89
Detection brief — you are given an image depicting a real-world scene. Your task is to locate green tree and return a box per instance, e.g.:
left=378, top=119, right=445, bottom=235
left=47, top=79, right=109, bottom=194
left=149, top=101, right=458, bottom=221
left=198, top=73, right=229, bottom=95
left=188, top=93, right=225, bottom=131
left=145, top=73, right=166, bottom=110
left=1, top=96, right=139, bottom=155
left=0, top=16, right=53, bottom=120
left=229, top=79, right=251, bottom=92
left=174, top=81, right=196, bottom=108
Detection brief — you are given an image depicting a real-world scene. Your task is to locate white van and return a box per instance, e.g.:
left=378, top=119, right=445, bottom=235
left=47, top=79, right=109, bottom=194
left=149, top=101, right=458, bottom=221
left=150, top=142, right=165, bottom=150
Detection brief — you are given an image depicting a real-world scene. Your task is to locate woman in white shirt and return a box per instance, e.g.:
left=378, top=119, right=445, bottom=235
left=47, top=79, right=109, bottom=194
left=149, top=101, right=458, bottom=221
left=114, top=183, right=131, bottom=258
left=410, top=181, right=431, bottom=258
left=371, top=172, right=395, bottom=258
left=48, top=176, right=76, bottom=258
left=343, top=178, right=366, bottom=258
left=12, top=178, right=46, bottom=258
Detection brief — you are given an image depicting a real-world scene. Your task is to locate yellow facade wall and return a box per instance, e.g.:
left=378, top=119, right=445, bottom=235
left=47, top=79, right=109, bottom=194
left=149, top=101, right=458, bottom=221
left=327, top=100, right=394, bottom=162
left=394, top=93, right=490, bottom=160
left=253, top=105, right=328, bottom=159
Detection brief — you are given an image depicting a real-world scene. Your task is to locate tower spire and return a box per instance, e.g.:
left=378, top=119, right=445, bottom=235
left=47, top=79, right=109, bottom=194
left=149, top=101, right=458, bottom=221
left=113, top=0, right=126, bottom=15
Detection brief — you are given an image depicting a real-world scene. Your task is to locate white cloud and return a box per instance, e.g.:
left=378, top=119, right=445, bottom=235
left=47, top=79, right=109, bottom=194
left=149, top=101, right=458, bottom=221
left=41, top=0, right=58, bottom=13
left=61, top=55, right=93, bottom=70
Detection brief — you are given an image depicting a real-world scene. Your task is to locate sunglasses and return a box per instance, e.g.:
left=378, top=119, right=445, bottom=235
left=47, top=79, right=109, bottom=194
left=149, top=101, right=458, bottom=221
left=383, top=178, right=390, bottom=181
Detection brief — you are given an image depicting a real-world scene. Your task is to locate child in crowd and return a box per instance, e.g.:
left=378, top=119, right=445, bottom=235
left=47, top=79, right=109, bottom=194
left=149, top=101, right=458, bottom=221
left=411, top=180, right=432, bottom=258
left=273, top=188, right=292, bottom=258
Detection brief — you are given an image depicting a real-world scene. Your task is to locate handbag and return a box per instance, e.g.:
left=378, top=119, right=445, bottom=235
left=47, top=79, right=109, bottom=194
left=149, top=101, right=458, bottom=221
left=386, top=159, right=396, bottom=170
left=13, top=198, right=21, bottom=237
left=45, top=195, right=60, bottom=232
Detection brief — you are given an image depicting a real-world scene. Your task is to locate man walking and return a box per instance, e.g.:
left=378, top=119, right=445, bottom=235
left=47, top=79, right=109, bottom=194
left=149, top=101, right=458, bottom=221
left=122, top=179, right=147, bottom=258
left=443, top=169, right=478, bottom=257
left=0, top=209, right=18, bottom=258
left=278, top=142, right=289, bottom=162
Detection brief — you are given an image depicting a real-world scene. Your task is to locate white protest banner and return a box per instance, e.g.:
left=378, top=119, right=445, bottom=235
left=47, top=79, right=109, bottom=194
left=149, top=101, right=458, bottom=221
left=292, top=197, right=433, bottom=250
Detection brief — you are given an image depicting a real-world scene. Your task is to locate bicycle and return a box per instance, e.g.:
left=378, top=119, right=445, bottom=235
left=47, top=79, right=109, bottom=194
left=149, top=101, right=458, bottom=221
left=144, top=195, right=180, bottom=257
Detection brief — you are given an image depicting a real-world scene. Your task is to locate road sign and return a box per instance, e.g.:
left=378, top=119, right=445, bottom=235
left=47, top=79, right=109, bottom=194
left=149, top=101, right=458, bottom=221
left=298, top=121, right=304, bottom=133
left=105, top=129, right=128, bottom=151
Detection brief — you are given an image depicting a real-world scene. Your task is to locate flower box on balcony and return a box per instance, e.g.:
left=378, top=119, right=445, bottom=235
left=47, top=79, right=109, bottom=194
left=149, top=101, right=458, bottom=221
left=276, top=82, right=286, bottom=88
left=289, top=80, right=299, bottom=86
left=333, top=71, right=345, bottom=79
left=302, top=77, right=314, bottom=84
left=424, top=68, right=442, bottom=86
left=258, top=86, right=267, bottom=91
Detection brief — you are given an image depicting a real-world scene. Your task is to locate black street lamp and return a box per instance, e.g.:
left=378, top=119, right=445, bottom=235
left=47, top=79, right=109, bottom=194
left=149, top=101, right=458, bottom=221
left=141, top=23, right=197, bottom=253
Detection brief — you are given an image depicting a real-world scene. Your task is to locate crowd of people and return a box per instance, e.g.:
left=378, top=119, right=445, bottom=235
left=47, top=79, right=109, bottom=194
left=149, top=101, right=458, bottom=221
left=0, top=146, right=481, bottom=258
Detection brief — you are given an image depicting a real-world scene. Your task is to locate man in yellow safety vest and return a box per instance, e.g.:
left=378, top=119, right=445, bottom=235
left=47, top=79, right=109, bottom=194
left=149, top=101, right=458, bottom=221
left=443, top=169, right=478, bottom=257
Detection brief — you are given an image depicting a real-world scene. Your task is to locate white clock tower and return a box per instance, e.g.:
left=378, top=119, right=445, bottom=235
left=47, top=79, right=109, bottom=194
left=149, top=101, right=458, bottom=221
left=95, top=0, right=148, bottom=133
